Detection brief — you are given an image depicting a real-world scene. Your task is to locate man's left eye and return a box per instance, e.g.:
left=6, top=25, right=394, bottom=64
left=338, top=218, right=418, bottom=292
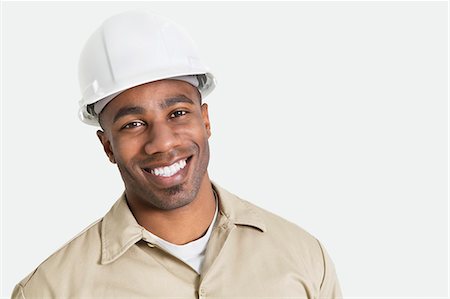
left=170, top=110, right=187, bottom=118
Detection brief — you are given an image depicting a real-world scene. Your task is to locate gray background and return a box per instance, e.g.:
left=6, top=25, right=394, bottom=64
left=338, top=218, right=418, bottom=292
left=1, top=1, right=448, bottom=298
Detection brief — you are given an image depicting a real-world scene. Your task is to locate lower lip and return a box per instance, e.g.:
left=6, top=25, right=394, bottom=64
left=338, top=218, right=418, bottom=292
left=143, top=157, right=192, bottom=188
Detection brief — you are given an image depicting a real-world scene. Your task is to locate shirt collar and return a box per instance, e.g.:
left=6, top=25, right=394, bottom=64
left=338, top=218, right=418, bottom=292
left=100, top=195, right=144, bottom=264
left=212, top=183, right=266, bottom=233
left=100, top=182, right=266, bottom=264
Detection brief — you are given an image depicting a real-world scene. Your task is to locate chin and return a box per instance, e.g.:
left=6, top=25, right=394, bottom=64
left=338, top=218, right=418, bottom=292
left=145, top=183, right=197, bottom=210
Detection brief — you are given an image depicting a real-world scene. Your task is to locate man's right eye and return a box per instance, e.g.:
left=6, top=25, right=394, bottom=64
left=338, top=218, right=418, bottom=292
left=122, top=121, right=145, bottom=129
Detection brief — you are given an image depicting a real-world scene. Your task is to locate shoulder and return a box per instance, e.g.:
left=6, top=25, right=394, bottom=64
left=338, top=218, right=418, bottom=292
left=13, top=218, right=103, bottom=298
left=241, top=197, right=329, bottom=276
left=215, top=183, right=322, bottom=252
left=214, top=184, right=336, bottom=291
left=239, top=193, right=321, bottom=251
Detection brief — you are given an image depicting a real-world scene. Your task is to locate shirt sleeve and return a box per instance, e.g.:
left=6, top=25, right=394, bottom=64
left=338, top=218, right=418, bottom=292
left=11, top=284, right=26, bottom=299
left=317, top=240, right=342, bottom=299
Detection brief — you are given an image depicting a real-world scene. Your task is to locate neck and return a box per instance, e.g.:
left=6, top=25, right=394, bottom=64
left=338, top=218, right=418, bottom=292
left=127, top=176, right=216, bottom=245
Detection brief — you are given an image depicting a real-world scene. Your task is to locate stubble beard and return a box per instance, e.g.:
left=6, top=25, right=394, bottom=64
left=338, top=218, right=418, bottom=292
left=121, top=142, right=210, bottom=211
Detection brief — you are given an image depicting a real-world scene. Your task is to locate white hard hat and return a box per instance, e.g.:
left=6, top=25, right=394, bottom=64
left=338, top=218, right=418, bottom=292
left=78, top=11, right=216, bottom=126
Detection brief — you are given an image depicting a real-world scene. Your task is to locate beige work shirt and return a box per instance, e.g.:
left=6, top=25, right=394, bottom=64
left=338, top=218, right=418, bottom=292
left=12, top=184, right=342, bottom=299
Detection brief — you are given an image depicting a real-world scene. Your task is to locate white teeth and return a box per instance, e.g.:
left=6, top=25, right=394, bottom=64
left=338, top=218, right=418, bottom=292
left=150, top=159, right=187, bottom=177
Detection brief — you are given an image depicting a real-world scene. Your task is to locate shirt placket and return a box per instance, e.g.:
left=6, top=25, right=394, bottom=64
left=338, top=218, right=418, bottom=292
left=197, top=212, right=236, bottom=299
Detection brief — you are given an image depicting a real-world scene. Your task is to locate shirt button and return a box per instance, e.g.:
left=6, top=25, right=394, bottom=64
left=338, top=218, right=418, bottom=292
left=221, top=223, right=228, bottom=229
left=199, top=288, right=206, bottom=297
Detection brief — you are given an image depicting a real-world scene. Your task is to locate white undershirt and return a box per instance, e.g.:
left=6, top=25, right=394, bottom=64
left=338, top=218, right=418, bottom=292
left=145, top=198, right=219, bottom=274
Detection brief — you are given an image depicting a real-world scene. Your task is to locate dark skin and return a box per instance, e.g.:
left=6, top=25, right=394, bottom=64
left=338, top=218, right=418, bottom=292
left=97, top=79, right=216, bottom=245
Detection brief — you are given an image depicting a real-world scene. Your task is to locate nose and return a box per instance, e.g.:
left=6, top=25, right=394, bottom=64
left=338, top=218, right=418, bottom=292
left=144, top=121, right=181, bottom=155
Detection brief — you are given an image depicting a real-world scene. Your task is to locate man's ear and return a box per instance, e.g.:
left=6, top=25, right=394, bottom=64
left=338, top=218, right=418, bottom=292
left=201, top=103, right=211, bottom=138
left=96, top=130, right=116, bottom=164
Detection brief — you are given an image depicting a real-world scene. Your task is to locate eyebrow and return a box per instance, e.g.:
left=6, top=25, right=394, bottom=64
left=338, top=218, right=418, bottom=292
left=160, top=96, right=195, bottom=109
left=113, top=106, right=146, bottom=123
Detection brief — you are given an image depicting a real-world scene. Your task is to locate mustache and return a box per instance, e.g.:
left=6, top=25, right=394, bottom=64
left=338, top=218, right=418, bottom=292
left=139, top=145, right=196, bottom=166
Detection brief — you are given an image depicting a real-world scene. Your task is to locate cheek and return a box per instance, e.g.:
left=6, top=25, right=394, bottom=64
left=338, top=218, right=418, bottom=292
left=188, top=116, right=210, bottom=136
left=177, top=125, right=210, bottom=145
left=192, top=127, right=211, bottom=156
left=111, top=136, right=144, bottom=162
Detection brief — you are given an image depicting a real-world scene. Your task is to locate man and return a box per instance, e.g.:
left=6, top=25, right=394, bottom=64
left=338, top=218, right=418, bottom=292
left=12, top=11, right=341, bottom=298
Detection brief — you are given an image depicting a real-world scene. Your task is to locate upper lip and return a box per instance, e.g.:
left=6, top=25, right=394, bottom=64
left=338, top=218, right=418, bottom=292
left=142, top=156, right=191, bottom=171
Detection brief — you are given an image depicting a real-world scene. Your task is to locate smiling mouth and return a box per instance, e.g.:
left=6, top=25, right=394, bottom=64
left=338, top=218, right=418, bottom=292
left=144, top=158, right=189, bottom=177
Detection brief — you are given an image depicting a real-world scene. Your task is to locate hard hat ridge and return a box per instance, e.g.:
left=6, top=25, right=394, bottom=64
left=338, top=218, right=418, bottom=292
left=78, top=11, right=216, bottom=126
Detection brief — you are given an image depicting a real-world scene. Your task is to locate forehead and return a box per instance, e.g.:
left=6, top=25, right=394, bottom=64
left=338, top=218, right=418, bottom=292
left=106, top=79, right=199, bottom=109
left=114, top=79, right=199, bottom=106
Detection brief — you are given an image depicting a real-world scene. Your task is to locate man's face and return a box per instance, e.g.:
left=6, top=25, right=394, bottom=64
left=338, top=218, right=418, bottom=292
left=97, top=79, right=211, bottom=210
